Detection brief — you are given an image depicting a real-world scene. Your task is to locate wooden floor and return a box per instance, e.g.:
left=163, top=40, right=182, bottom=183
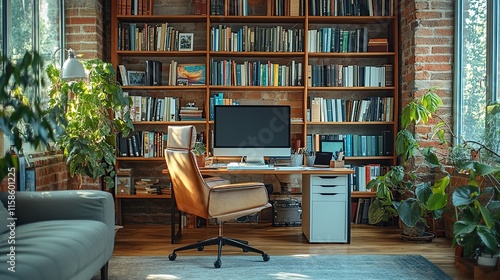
left=114, top=223, right=474, bottom=279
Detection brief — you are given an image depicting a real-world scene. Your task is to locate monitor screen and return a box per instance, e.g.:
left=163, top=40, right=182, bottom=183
left=213, top=105, right=291, bottom=163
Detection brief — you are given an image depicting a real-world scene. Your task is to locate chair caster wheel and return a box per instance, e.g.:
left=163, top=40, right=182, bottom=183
left=168, top=253, right=177, bottom=261
left=198, top=246, right=204, bottom=251
left=214, top=260, right=221, bottom=268
left=262, top=254, right=270, bottom=262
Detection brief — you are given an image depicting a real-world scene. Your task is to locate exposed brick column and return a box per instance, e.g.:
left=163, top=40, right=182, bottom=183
left=399, top=0, right=454, bottom=169
left=65, top=0, right=104, bottom=60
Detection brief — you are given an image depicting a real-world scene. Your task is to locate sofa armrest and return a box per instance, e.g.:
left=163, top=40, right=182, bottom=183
left=0, top=190, right=114, bottom=229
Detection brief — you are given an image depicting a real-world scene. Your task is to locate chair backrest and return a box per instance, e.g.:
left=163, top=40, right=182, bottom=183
left=165, top=125, right=210, bottom=218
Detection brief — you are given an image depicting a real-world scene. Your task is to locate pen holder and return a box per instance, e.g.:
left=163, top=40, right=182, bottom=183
left=290, top=154, right=303, bottom=167
left=306, top=155, right=316, bottom=167
left=330, top=160, right=345, bottom=168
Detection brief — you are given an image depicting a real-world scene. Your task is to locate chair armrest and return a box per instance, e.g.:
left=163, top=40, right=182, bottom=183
left=0, top=190, right=114, bottom=228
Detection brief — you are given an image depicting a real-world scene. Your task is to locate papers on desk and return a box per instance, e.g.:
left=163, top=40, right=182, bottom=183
left=275, top=166, right=305, bottom=170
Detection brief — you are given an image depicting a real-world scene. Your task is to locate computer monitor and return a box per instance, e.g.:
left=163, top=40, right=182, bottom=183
left=213, top=105, right=291, bottom=164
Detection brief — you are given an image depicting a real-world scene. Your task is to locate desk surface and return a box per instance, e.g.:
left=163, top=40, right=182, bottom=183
left=162, top=167, right=354, bottom=175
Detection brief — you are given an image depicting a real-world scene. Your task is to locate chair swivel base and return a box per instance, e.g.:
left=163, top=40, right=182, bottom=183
left=168, top=236, right=270, bottom=268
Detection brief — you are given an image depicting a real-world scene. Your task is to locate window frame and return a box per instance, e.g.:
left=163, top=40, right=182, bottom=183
left=454, top=0, right=499, bottom=145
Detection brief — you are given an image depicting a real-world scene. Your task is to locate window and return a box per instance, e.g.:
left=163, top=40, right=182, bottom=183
left=1, top=0, right=64, bottom=153
left=455, top=0, right=499, bottom=150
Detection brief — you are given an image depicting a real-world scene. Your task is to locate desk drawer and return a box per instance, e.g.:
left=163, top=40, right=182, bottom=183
left=311, top=184, right=346, bottom=194
left=311, top=193, right=346, bottom=202
left=311, top=175, right=347, bottom=186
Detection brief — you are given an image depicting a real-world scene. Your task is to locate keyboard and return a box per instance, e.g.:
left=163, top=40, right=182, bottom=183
left=226, top=163, right=275, bottom=170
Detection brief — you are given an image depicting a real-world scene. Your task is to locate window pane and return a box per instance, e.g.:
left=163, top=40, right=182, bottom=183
left=9, top=0, right=34, bottom=60
left=460, top=0, right=487, bottom=142
left=39, top=0, right=61, bottom=64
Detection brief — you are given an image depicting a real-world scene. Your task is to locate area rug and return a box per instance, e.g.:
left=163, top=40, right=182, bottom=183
left=92, top=254, right=451, bottom=280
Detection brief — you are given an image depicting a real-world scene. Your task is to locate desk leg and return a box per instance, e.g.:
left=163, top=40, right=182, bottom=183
left=171, top=191, right=182, bottom=244
left=116, top=198, right=122, bottom=225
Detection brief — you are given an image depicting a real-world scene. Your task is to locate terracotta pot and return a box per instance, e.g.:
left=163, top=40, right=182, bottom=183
left=195, top=155, right=205, bottom=167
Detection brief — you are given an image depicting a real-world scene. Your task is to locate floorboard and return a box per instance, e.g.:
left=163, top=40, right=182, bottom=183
left=113, top=223, right=474, bottom=279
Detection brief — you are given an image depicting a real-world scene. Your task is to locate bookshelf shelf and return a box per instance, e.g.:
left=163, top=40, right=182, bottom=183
left=209, top=15, right=306, bottom=23
left=111, top=0, right=399, bottom=204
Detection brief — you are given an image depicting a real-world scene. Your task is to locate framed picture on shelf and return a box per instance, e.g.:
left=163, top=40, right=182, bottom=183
left=178, top=33, right=194, bottom=51
left=128, top=70, right=146, bottom=86
left=176, top=64, right=206, bottom=85
left=320, top=140, right=345, bottom=160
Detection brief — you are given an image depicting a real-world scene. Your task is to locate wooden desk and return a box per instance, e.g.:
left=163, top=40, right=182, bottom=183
left=163, top=167, right=355, bottom=243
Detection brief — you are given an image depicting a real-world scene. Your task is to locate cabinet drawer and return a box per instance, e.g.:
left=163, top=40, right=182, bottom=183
left=311, top=184, right=346, bottom=194
left=311, top=193, right=346, bottom=202
left=311, top=175, right=347, bottom=186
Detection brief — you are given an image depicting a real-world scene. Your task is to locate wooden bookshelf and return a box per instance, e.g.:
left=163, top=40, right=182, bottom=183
left=110, top=0, right=399, bottom=202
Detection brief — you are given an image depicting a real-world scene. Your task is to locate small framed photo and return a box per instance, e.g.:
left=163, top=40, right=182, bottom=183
left=128, top=70, right=146, bottom=86
left=178, top=33, right=194, bottom=51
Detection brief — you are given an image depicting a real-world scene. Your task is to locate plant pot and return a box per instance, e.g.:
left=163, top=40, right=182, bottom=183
left=402, top=221, right=426, bottom=237
left=477, top=254, right=499, bottom=267
left=195, top=155, right=206, bottom=167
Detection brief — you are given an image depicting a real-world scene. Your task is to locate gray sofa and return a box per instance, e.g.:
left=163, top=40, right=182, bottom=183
left=0, top=190, right=114, bottom=280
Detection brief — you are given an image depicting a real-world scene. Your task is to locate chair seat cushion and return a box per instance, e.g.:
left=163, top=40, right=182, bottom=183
left=0, top=220, right=108, bottom=280
left=208, top=182, right=270, bottom=221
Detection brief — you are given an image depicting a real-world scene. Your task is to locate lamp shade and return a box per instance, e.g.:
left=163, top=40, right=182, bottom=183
left=62, top=49, right=85, bottom=80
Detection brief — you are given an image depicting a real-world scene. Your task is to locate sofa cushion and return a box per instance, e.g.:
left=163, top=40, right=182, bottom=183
left=0, top=219, right=108, bottom=280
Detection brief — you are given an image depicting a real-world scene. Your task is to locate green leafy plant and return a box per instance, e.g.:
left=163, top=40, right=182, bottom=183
left=368, top=88, right=450, bottom=232
left=47, top=59, right=134, bottom=189
left=192, top=141, right=207, bottom=156
left=0, top=52, right=58, bottom=180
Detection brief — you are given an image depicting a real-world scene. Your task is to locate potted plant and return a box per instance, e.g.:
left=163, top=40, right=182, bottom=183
left=451, top=104, right=500, bottom=264
left=192, top=141, right=207, bottom=167
left=367, top=88, right=450, bottom=237
left=46, top=59, right=134, bottom=189
left=0, top=52, right=58, bottom=180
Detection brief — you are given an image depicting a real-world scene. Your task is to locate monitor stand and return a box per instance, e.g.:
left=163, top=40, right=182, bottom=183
left=244, top=155, right=266, bottom=165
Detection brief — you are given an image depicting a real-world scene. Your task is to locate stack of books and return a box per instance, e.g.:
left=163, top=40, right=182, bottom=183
left=179, top=106, right=204, bottom=121
left=367, top=38, right=389, bottom=52
left=134, top=178, right=161, bottom=195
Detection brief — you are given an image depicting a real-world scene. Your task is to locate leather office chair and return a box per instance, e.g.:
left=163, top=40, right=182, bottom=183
left=164, top=125, right=271, bottom=268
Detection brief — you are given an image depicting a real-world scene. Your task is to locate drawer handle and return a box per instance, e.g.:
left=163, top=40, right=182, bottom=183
left=319, top=185, right=339, bottom=188
left=318, top=176, right=338, bottom=179
left=319, top=193, right=340, bottom=196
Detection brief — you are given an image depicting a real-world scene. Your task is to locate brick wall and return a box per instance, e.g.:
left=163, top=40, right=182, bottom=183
left=65, top=0, right=104, bottom=59
left=399, top=0, right=454, bottom=169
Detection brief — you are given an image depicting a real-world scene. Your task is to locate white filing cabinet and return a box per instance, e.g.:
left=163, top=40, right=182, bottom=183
left=302, top=174, right=350, bottom=243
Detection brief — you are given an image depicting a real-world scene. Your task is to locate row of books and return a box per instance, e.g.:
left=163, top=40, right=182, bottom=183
left=208, top=92, right=240, bottom=120
left=129, top=95, right=180, bottom=122
left=273, top=0, right=304, bottom=16
left=309, top=96, right=394, bottom=123
left=117, top=131, right=168, bottom=158
left=119, top=61, right=162, bottom=86
left=309, top=0, right=394, bottom=16
left=210, top=25, right=304, bottom=52
left=117, top=22, right=190, bottom=52
left=116, top=0, right=152, bottom=16
left=308, top=27, right=369, bottom=53
left=308, top=64, right=393, bottom=87
left=346, top=163, right=387, bottom=192
left=307, top=131, right=394, bottom=157
left=194, top=0, right=208, bottom=15
left=210, top=59, right=303, bottom=86
left=351, top=198, right=373, bottom=224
